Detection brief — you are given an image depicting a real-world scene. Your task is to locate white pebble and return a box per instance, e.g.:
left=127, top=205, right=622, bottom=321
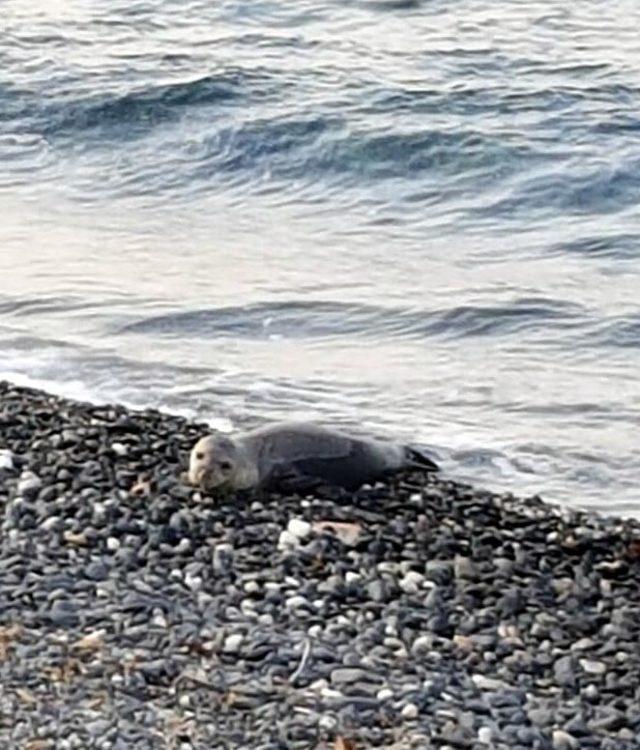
left=223, top=633, right=244, bottom=654
left=320, top=687, right=344, bottom=701
left=7, top=529, right=19, bottom=545
left=309, top=678, right=328, bottom=691
left=377, top=562, right=400, bottom=574
left=106, top=537, right=120, bottom=551
left=376, top=687, right=393, bottom=701
left=384, top=637, right=404, bottom=650
left=552, top=729, right=579, bottom=750
left=175, top=538, right=191, bottom=554
left=318, top=715, right=337, bottom=731
left=17, top=471, right=42, bottom=496
left=110, top=442, right=128, bottom=456
left=151, top=612, right=168, bottom=628
left=399, top=570, right=424, bottom=594
left=40, top=516, right=60, bottom=531
left=571, top=637, right=595, bottom=651
left=477, top=726, right=493, bottom=744
left=185, top=574, right=202, bottom=592
left=411, top=635, right=432, bottom=654
left=287, top=518, right=312, bottom=539
left=277, top=530, right=300, bottom=550
left=0, top=449, right=14, bottom=470
left=345, top=571, right=361, bottom=584
left=240, top=598, right=256, bottom=612
left=579, top=659, right=606, bottom=675
left=178, top=694, right=191, bottom=708
left=243, top=580, right=260, bottom=595
left=401, top=703, right=419, bottom=719
left=583, top=683, right=599, bottom=700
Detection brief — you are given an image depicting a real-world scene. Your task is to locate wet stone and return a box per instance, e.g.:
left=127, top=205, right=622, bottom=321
left=554, top=656, right=577, bottom=688
left=330, top=668, right=376, bottom=685
left=84, top=560, right=110, bottom=581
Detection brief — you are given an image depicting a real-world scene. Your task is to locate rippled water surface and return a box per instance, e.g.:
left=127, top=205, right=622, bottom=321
left=2, top=0, right=639, bottom=512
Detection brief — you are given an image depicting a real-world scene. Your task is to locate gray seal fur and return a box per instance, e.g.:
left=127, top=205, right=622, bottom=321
left=187, top=421, right=438, bottom=494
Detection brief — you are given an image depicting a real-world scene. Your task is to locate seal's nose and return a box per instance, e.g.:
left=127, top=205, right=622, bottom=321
left=196, top=468, right=212, bottom=490
left=184, top=467, right=206, bottom=487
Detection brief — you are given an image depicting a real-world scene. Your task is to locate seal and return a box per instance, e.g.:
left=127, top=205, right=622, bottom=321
left=187, top=422, right=438, bottom=494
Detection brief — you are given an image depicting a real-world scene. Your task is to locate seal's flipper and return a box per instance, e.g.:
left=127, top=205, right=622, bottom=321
left=405, top=447, right=439, bottom=473
left=262, top=463, right=321, bottom=494
left=285, top=449, right=378, bottom=491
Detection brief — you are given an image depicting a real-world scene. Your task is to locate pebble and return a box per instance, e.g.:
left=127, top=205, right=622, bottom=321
left=287, top=518, right=312, bottom=539
left=552, top=730, right=580, bottom=750
left=285, top=595, right=309, bottom=610
left=222, top=634, right=244, bottom=654
left=554, top=655, right=576, bottom=687
left=401, top=703, right=419, bottom=719
left=472, top=675, right=507, bottom=691
left=579, top=659, right=606, bottom=675
left=17, top=471, right=42, bottom=497
left=454, top=555, right=476, bottom=580
left=277, top=530, right=300, bottom=550
left=411, top=635, right=432, bottom=655
left=583, top=684, right=599, bottom=701
left=0, top=449, right=14, bottom=470
left=477, top=726, right=493, bottom=744
left=425, top=560, right=453, bottom=584
left=243, top=580, right=260, bottom=595
left=212, top=543, right=234, bottom=574
left=399, top=570, right=424, bottom=594
left=318, top=715, right=337, bottom=731
left=330, top=668, right=370, bottom=685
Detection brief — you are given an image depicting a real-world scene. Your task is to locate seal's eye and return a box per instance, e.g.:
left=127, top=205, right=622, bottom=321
left=196, top=452, right=204, bottom=460
left=219, top=460, right=233, bottom=472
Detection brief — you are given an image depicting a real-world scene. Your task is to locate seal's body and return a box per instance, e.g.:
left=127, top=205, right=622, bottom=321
left=187, top=422, right=438, bottom=494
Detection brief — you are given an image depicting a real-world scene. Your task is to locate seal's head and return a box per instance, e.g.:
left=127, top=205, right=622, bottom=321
left=188, top=434, right=238, bottom=493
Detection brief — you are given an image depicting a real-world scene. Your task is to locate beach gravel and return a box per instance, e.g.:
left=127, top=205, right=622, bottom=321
left=2, top=381, right=640, bottom=749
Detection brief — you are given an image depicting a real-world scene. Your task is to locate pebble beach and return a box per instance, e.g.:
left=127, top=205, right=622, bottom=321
left=1, top=380, right=640, bottom=750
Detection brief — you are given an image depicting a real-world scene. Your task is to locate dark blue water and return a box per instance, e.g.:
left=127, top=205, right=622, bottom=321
left=1, top=0, right=639, bottom=513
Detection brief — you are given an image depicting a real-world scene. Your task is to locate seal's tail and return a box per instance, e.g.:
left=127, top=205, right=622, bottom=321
left=405, top=447, right=439, bottom=473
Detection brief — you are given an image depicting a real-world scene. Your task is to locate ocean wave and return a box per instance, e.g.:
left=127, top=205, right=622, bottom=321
left=547, top=232, right=640, bottom=260
left=479, top=157, right=640, bottom=220
left=119, top=297, right=585, bottom=341
left=39, top=73, right=253, bottom=140
left=594, top=314, right=640, bottom=349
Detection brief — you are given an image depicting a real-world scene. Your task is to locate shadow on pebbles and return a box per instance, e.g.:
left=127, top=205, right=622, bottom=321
left=2, top=381, right=640, bottom=749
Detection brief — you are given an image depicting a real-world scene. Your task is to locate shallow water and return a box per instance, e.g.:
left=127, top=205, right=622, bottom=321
left=1, top=0, right=639, bottom=513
